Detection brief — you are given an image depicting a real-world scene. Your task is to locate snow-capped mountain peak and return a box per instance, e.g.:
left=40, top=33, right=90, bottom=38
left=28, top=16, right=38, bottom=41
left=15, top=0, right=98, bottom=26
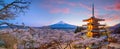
left=56, top=21, right=66, bottom=24
left=50, top=21, right=77, bottom=29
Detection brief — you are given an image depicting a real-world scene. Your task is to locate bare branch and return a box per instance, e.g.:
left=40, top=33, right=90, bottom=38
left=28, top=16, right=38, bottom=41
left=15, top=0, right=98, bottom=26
left=0, top=0, right=30, bottom=20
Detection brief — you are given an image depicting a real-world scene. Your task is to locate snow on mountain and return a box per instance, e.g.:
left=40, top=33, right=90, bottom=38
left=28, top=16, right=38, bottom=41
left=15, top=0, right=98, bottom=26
left=50, top=21, right=77, bottom=29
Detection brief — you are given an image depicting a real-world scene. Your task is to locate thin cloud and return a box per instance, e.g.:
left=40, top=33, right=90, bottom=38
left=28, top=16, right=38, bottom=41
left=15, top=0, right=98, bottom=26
left=79, top=3, right=91, bottom=11
left=39, top=0, right=98, bottom=14
left=97, top=14, right=120, bottom=22
left=50, top=8, right=70, bottom=14
left=105, top=3, right=120, bottom=11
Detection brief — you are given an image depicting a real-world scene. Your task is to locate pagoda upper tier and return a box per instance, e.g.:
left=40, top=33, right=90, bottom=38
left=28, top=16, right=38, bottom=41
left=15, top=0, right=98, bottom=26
left=83, top=16, right=105, bottom=22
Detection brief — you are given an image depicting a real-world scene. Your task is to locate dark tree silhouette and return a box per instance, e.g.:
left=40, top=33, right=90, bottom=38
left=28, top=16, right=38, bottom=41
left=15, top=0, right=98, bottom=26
left=74, top=26, right=85, bottom=33
left=0, top=0, right=30, bottom=26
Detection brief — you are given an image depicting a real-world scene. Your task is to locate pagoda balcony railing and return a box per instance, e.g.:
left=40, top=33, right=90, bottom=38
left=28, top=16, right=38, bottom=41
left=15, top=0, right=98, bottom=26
left=82, top=24, right=87, bottom=26
left=82, top=24, right=105, bottom=26
left=87, top=23, right=99, bottom=25
left=86, top=29, right=106, bottom=32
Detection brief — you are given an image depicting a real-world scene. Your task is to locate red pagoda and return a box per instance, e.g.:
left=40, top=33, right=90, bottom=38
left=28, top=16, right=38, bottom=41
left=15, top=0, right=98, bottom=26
left=83, top=4, right=105, bottom=37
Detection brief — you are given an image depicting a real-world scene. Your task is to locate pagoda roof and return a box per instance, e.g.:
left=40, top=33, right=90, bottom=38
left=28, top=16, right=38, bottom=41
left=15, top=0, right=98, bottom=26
left=83, top=16, right=105, bottom=22
left=83, top=4, right=105, bottom=22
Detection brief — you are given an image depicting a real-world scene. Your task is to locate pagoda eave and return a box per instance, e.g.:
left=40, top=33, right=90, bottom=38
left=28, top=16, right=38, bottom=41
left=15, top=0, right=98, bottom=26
left=83, top=19, right=105, bottom=22
left=83, top=19, right=91, bottom=22
left=97, top=19, right=105, bottom=21
left=99, top=24, right=106, bottom=26
left=83, top=17, right=105, bottom=22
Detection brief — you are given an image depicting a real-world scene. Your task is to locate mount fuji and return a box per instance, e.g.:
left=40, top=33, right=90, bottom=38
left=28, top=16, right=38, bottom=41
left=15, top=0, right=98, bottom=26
left=49, top=21, right=77, bottom=29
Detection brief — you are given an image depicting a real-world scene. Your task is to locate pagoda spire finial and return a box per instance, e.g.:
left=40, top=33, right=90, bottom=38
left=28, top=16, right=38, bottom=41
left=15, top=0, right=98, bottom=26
left=92, top=3, right=95, bottom=17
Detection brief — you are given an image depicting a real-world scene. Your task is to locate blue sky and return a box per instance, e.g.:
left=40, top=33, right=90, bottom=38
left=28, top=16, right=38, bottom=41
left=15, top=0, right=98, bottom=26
left=6, top=0, right=120, bottom=27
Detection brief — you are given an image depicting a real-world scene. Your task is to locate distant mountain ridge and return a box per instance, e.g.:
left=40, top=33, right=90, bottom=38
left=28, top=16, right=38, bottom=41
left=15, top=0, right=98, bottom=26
left=109, top=23, right=120, bottom=34
left=0, top=21, right=77, bottom=29
left=110, top=23, right=120, bottom=30
left=0, top=25, right=28, bottom=29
